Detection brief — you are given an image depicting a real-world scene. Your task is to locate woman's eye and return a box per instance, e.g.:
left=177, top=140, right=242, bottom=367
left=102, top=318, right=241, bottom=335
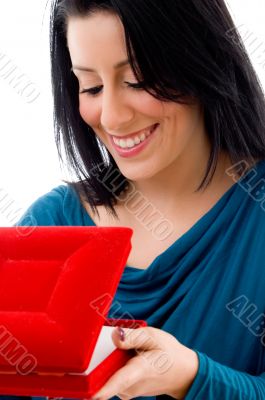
left=79, top=81, right=145, bottom=97
left=125, top=81, right=145, bottom=90
left=80, top=85, right=103, bottom=96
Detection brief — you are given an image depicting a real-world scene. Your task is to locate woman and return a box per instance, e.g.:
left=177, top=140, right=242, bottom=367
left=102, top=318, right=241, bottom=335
left=14, top=0, right=265, bottom=398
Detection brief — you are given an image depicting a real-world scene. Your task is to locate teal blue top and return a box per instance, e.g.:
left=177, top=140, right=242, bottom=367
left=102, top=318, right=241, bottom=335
left=13, top=160, right=265, bottom=399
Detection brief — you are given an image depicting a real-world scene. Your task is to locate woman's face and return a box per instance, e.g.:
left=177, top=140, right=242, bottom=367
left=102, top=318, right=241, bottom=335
left=67, top=12, right=207, bottom=183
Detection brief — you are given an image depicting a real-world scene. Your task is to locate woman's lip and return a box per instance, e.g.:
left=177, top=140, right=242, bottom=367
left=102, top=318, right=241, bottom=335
left=109, top=123, right=159, bottom=158
left=109, top=124, right=158, bottom=140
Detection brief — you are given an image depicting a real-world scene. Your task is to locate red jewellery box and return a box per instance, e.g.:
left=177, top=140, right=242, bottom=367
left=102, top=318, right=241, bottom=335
left=0, top=226, right=147, bottom=398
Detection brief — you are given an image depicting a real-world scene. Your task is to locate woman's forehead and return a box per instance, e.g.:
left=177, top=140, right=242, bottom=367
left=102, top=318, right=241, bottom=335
left=67, top=12, right=125, bottom=46
left=67, top=13, right=129, bottom=74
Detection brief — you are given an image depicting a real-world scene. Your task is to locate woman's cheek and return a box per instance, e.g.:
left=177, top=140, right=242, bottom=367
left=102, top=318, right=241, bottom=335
left=136, top=92, right=165, bottom=117
left=79, top=97, right=100, bottom=127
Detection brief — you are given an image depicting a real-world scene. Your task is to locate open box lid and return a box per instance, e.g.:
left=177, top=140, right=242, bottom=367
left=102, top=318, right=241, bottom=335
left=0, top=226, right=133, bottom=375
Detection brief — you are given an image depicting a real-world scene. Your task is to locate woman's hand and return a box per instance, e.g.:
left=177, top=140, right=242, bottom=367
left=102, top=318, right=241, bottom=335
left=91, top=326, right=199, bottom=400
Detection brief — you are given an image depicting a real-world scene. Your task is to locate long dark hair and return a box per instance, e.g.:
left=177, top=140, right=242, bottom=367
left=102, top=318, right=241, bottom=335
left=50, top=0, right=265, bottom=219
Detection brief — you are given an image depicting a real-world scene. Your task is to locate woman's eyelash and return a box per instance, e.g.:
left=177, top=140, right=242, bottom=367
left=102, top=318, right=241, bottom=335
left=80, top=86, right=102, bottom=96
left=79, top=81, right=145, bottom=96
left=127, top=81, right=145, bottom=90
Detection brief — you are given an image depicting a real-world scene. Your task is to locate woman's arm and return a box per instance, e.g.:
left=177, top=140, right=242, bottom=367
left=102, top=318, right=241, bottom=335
left=92, top=327, right=265, bottom=400
left=185, top=350, right=265, bottom=400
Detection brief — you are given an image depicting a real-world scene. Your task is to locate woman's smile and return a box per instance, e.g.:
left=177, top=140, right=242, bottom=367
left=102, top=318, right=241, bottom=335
left=108, top=123, right=160, bottom=158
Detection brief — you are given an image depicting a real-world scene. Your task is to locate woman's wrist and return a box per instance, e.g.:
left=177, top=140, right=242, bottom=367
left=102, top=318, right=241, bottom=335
left=167, top=347, right=199, bottom=399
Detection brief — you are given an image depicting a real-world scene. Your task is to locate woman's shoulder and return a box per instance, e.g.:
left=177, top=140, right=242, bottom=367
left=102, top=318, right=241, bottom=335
left=14, top=184, right=92, bottom=226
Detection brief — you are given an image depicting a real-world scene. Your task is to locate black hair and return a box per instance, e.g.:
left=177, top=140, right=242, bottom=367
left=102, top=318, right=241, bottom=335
left=50, top=0, right=265, bottom=219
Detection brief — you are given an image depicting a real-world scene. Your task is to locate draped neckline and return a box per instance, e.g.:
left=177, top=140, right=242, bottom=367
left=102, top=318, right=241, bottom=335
left=81, top=160, right=265, bottom=276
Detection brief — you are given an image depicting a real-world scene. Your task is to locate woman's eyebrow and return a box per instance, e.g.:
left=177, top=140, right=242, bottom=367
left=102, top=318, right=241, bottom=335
left=72, top=59, right=129, bottom=72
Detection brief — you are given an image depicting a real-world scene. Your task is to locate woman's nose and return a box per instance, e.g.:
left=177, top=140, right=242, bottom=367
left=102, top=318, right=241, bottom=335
left=100, top=88, right=134, bottom=133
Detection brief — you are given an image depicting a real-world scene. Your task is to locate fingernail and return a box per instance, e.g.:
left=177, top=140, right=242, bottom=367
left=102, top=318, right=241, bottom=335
left=117, top=326, right=125, bottom=341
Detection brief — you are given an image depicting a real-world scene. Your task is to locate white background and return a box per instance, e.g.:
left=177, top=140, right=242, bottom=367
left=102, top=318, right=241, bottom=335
left=0, top=1, right=265, bottom=226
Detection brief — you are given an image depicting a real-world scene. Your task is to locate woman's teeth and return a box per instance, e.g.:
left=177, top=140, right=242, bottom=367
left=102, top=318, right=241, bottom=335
left=113, top=125, right=156, bottom=149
